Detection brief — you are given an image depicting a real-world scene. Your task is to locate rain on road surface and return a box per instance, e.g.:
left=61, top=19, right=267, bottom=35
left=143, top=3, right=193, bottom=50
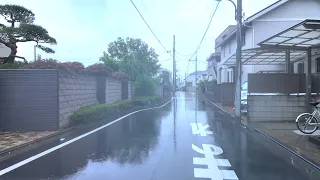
left=0, top=92, right=319, bottom=180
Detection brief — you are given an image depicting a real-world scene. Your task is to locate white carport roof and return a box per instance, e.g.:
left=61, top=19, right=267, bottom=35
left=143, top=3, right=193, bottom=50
left=223, top=48, right=307, bottom=66
left=258, top=19, right=320, bottom=49
left=224, top=19, right=320, bottom=66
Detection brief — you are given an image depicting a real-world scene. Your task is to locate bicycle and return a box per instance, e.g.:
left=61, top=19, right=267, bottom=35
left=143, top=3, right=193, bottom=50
left=296, top=102, right=320, bottom=134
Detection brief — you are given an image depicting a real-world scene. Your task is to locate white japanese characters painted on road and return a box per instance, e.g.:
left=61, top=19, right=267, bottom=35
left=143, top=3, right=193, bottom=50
left=192, top=144, right=239, bottom=180
left=190, top=123, right=213, bottom=136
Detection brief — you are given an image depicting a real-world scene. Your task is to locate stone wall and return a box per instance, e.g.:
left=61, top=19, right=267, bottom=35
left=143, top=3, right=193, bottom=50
left=59, top=73, right=98, bottom=127
left=248, top=95, right=305, bottom=122
left=106, top=77, right=122, bottom=104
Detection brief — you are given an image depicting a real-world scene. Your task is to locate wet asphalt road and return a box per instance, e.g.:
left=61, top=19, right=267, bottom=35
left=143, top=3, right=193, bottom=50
left=0, top=92, right=320, bottom=180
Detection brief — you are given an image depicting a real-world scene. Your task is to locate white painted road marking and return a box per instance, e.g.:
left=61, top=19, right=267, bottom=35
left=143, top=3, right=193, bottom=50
left=190, top=123, right=213, bottom=136
left=192, top=144, right=239, bottom=180
left=0, top=98, right=173, bottom=176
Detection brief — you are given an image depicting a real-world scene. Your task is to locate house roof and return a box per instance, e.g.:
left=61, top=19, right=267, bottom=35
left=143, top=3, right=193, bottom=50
left=245, top=0, right=289, bottom=23
left=215, top=0, right=289, bottom=48
left=206, top=52, right=221, bottom=61
left=215, top=25, right=236, bottom=48
left=188, top=71, right=207, bottom=76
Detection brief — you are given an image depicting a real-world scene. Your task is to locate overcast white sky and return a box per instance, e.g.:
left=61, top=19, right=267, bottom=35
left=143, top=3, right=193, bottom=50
left=1, top=0, right=277, bottom=78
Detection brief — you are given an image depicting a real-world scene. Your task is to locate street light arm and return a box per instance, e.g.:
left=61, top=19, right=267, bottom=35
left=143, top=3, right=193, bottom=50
left=217, top=0, right=237, bottom=20
left=226, top=0, right=237, bottom=20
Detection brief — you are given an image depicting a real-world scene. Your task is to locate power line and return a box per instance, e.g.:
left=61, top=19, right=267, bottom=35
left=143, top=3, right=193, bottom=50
left=176, top=51, right=194, bottom=57
left=159, top=57, right=172, bottom=62
left=185, top=1, right=221, bottom=73
left=130, top=0, right=172, bottom=56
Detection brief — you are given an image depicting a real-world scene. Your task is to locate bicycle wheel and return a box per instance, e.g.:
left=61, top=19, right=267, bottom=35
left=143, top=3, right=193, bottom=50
left=296, top=114, right=318, bottom=134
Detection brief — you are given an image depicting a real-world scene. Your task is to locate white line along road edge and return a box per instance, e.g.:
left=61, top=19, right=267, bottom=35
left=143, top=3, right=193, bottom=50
left=0, top=97, right=174, bottom=176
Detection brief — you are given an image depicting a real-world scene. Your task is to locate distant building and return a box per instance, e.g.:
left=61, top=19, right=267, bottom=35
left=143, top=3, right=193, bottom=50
left=186, top=71, right=208, bottom=92
left=206, top=52, right=221, bottom=82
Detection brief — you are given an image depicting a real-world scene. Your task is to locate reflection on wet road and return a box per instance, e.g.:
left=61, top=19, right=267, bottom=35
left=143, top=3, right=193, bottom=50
left=0, top=92, right=319, bottom=180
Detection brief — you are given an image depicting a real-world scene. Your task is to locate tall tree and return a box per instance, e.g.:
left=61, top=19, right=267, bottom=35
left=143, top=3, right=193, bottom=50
left=0, top=5, right=57, bottom=63
left=101, top=37, right=160, bottom=81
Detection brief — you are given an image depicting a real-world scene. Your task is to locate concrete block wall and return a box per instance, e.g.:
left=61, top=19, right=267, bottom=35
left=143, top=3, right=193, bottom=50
left=59, top=74, right=98, bottom=127
left=248, top=95, right=306, bottom=122
left=106, top=78, right=122, bottom=104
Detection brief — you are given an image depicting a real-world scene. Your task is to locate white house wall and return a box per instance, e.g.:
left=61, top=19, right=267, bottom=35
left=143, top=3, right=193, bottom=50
left=252, top=0, right=320, bottom=45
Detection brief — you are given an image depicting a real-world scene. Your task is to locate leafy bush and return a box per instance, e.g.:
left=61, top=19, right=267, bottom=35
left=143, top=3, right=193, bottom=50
left=22, top=59, right=85, bottom=74
left=70, top=96, right=160, bottom=125
left=21, top=59, right=115, bottom=77
left=134, top=75, right=158, bottom=96
left=112, top=72, right=130, bottom=80
left=0, top=62, right=25, bottom=69
left=132, top=96, right=160, bottom=106
left=85, top=63, right=112, bottom=76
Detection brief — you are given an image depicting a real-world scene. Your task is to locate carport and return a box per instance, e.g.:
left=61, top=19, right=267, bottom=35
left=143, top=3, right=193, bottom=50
left=257, top=19, right=320, bottom=112
left=224, top=19, right=320, bottom=112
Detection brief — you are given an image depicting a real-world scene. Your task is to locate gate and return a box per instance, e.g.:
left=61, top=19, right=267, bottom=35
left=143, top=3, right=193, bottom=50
left=122, top=80, right=129, bottom=100
left=96, top=77, right=106, bottom=104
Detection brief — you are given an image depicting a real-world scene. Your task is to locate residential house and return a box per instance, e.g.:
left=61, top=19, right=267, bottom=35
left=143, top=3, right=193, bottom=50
left=206, top=52, right=221, bottom=82
left=186, top=70, right=208, bottom=92
left=214, top=0, right=320, bottom=85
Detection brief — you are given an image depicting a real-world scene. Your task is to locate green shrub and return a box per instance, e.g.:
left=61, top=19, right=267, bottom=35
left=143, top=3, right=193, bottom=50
left=70, top=97, right=156, bottom=125
left=0, top=62, right=25, bottom=69
left=132, top=96, right=160, bottom=106
left=134, top=75, right=158, bottom=96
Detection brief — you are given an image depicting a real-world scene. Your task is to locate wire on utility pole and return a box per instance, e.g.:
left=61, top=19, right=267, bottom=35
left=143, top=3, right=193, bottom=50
left=185, top=1, right=221, bottom=74
left=189, top=2, right=220, bottom=60
left=130, top=0, right=172, bottom=56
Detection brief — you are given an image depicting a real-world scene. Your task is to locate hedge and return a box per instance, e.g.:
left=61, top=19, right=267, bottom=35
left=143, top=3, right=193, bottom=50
left=70, top=96, right=160, bottom=125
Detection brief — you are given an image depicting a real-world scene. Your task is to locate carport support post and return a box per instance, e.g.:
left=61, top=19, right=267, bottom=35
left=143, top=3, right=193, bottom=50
left=306, top=48, right=312, bottom=112
left=285, top=50, right=290, bottom=73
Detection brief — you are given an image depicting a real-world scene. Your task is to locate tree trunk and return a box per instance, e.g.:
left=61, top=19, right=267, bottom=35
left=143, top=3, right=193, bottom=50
left=7, top=43, right=17, bottom=64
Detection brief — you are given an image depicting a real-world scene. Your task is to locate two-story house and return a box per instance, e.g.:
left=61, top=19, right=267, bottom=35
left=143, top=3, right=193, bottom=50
left=214, top=0, right=320, bottom=85
left=186, top=70, right=208, bottom=92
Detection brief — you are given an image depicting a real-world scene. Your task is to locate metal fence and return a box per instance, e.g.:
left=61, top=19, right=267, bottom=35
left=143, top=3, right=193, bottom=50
left=0, top=70, right=59, bottom=131
left=312, top=73, right=320, bottom=93
left=248, top=73, right=305, bottom=93
left=206, top=83, right=235, bottom=106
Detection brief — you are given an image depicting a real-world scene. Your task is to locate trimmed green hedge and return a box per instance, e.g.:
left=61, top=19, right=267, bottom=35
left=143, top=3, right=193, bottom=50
left=70, top=96, right=160, bottom=125
left=131, top=96, right=161, bottom=106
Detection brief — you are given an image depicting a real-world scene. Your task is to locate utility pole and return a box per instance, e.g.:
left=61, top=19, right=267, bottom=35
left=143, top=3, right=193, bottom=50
left=195, top=52, right=198, bottom=93
left=173, top=35, right=176, bottom=95
left=235, top=0, right=242, bottom=118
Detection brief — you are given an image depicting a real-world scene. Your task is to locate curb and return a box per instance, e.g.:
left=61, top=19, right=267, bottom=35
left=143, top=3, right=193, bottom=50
left=0, top=127, right=73, bottom=156
left=203, top=96, right=320, bottom=171
left=0, top=97, right=172, bottom=157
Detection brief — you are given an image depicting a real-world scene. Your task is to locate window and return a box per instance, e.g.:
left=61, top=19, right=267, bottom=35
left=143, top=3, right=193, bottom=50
left=297, top=62, right=304, bottom=74
left=229, top=43, right=231, bottom=54
left=317, top=58, right=320, bottom=72
left=242, top=33, right=246, bottom=46
left=223, top=47, right=226, bottom=57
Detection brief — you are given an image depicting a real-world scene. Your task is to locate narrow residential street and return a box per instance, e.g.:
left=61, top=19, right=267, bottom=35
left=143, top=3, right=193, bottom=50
left=0, top=92, right=319, bottom=180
